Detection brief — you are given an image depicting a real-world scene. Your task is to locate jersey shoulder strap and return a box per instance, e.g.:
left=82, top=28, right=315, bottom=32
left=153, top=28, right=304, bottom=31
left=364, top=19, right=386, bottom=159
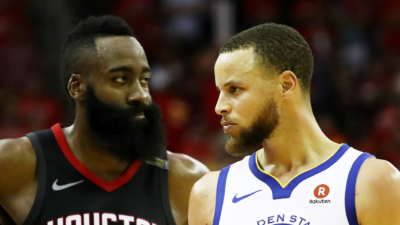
left=23, top=130, right=49, bottom=225
left=156, top=150, right=176, bottom=225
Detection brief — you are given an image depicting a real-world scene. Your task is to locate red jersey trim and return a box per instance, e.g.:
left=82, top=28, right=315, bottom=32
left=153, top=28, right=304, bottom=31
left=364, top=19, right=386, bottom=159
left=51, top=123, right=142, bottom=192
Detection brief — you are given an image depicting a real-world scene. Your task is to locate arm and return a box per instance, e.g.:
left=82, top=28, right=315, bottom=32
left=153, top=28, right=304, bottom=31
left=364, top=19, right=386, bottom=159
left=188, top=171, right=220, bottom=225
left=356, top=158, right=400, bottom=224
left=167, top=152, right=210, bottom=225
left=0, top=137, right=37, bottom=225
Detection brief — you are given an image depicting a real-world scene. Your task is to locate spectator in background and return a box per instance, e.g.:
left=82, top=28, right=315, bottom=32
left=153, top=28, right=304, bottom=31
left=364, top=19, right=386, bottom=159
left=160, top=0, right=210, bottom=54
left=1, top=0, right=399, bottom=172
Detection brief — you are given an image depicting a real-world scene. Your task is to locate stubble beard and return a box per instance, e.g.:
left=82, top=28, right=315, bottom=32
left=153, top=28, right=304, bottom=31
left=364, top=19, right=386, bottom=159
left=225, top=98, right=280, bottom=157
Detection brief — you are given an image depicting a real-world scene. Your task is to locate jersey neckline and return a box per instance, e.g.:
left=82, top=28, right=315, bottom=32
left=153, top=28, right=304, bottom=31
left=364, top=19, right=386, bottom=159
left=51, top=123, right=142, bottom=192
left=248, top=143, right=350, bottom=199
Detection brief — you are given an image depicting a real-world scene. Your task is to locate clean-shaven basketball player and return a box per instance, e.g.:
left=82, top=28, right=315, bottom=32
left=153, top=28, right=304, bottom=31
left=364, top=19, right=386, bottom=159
left=189, top=24, right=400, bottom=225
left=0, top=16, right=209, bottom=225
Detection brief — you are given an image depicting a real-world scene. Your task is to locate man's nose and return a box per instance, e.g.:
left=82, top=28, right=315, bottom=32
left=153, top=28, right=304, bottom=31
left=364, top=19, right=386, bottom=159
left=127, top=80, right=150, bottom=104
left=215, top=92, right=231, bottom=116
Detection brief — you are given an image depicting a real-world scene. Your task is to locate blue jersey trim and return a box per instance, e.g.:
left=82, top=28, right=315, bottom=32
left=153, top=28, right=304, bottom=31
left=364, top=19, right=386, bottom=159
left=213, top=165, right=231, bottom=225
left=345, top=152, right=373, bottom=225
left=249, top=144, right=350, bottom=199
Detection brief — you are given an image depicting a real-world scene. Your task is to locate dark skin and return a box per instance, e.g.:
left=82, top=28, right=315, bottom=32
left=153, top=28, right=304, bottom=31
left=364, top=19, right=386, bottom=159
left=0, top=36, right=209, bottom=225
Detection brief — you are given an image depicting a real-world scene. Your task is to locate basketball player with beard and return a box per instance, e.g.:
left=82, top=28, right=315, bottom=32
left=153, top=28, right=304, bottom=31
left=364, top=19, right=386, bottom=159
left=189, top=24, right=400, bottom=225
left=0, top=16, right=208, bottom=225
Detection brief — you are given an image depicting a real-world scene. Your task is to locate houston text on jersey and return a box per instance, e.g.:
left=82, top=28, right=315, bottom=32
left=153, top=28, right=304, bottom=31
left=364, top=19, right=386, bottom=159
left=47, top=213, right=157, bottom=225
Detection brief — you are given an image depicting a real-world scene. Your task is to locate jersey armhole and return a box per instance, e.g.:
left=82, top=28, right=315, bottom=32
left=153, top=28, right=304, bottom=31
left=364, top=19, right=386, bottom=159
left=345, top=152, right=374, bottom=225
left=159, top=151, right=176, bottom=225
left=212, top=165, right=231, bottom=225
left=23, top=133, right=47, bottom=225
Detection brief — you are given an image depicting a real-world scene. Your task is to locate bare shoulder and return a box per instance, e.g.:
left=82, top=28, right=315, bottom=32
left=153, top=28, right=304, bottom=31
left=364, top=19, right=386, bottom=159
left=0, top=137, right=36, bottom=201
left=167, top=151, right=210, bottom=181
left=166, top=152, right=210, bottom=225
left=356, top=158, right=400, bottom=224
left=191, top=171, right=220, bottom=195
left=189, top=171, right=220, bottom=225
left=0, top=137, right=36, bottom=174
left=189, top=171, right=220, bottom=209
left=0, top=137, right=32, bottom=152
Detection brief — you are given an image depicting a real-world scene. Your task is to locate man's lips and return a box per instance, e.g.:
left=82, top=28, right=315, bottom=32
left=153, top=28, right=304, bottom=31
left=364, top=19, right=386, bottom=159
left=221, top=121, right=237, bottom=133
left=134, top=112, right=145, bottom=119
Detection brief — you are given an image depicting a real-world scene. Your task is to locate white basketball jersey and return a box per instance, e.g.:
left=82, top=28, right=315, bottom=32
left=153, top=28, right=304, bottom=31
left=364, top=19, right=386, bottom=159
left=213, top=144, right=373, bottom=225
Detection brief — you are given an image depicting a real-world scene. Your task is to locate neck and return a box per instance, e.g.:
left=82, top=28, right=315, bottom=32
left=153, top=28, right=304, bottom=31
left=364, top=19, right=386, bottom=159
left=62, top=113, right=132, bottom=181
left=258, top=105, right=340, bottom=183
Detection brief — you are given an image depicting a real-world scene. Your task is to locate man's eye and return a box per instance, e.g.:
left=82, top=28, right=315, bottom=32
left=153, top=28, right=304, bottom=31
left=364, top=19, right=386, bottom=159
left=230, top=87, right=240, bottom=93
left=141, top=77, right=151, bottom=83
left=115, top=76, right=127, bottom=83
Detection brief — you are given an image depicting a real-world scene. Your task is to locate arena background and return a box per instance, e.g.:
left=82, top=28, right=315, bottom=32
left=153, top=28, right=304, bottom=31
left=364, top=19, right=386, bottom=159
left=0, top=0, right=399, bottom=170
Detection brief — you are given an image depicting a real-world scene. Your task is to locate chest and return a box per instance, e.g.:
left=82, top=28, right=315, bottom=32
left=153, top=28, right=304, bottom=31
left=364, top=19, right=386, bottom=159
left=215, top=146, right=368, bottom=225
left=20, top=130, right=174, bottom=225
left=221, top=171, right=349, bottom=225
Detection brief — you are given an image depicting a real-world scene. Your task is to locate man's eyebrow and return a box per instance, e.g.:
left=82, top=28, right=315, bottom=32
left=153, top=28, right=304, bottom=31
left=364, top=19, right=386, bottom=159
left=216, top=80, right=243, bottom=90
left=224, top=80, right=243, bottom=87
left=142, top=67, right=151, bottom=74
left=108, top=66, right=133, bottom=73
left=108, top=66, right=151, bottom=74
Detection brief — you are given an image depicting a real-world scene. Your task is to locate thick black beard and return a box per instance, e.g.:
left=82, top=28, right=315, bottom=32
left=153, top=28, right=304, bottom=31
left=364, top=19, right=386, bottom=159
left=225, top=98, right=280, bottom=157
left=84, top=85, right=166, bottom=161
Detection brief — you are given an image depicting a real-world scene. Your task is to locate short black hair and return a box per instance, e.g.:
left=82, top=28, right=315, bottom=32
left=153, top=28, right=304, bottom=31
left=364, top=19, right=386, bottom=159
left=220, top=23, right=314, bottom=94
left=60, top=15, right=134, bottom=102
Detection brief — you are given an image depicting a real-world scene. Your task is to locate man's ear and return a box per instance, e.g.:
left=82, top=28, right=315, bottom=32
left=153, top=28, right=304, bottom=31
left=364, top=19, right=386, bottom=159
left=279, top=70, right=298, bottom=97
left=68, top=74, right=86, bottom=101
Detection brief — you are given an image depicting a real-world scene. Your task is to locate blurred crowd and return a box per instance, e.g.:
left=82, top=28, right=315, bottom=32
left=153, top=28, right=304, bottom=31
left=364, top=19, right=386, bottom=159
left=0, top=0, right=399, bottom=170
